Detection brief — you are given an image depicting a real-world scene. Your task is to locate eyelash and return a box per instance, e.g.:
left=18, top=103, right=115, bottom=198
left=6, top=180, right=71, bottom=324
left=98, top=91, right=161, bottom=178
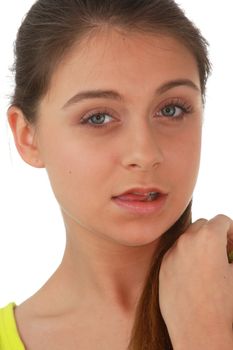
left=79, top=98, right=193, bottom=129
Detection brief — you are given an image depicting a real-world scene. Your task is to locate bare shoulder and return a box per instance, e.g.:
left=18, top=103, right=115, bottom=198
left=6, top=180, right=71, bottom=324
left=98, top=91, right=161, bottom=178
left=14, top=298, right=63, bottom=350
left=14, top=295, right=83, bottom=349
left=14, top=297, right=132, bottom=350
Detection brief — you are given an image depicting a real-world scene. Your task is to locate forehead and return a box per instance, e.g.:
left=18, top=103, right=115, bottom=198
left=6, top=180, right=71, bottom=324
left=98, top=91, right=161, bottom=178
left=45, top=29, right=200, bottom=104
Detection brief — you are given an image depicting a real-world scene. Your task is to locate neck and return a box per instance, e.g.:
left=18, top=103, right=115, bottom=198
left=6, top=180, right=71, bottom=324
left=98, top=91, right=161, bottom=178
left=59, top=231, right=157, bottom=315
left=37, top=223, right=158, bottom=319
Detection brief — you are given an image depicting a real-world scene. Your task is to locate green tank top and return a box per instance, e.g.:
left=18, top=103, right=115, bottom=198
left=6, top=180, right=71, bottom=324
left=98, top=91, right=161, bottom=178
left=0, top=302, right=25, bottom=350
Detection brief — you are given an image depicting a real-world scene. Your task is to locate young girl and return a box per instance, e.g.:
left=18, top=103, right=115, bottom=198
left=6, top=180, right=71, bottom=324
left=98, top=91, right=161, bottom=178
left=1, top=0, right=233, bottom=349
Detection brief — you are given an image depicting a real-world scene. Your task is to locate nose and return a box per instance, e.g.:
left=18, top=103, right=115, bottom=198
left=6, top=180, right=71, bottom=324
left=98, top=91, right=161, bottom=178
left=121, top=122, right=164, bottom=172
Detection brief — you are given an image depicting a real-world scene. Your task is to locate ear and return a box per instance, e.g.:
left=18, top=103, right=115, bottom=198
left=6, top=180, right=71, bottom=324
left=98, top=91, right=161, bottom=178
left=7, top=106, right=45, bottom=168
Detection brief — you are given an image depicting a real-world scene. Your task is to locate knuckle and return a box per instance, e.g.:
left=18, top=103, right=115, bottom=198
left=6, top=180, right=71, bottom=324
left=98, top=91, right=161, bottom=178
left=200, top=221, right=210, bottom=231
left=192, top=218, right=208, bottom=228
left=196, top=218, right=209, bottom=229
left=208, top=214, right=232, bottom=232
left=195, top=218, right=208, bottom=223
left=176, top=232, right=190, bottom=248
left=199, top=222, right=214, bottom=238
left=215, top=213, right=230, bottom=221
left=187, top=218, right=207, bottom=232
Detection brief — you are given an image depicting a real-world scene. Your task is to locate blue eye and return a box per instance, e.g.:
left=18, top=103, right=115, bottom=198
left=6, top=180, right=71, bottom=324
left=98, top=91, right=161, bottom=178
left=80, top=111, right=114, bottom=129
left=159, top=105, right=185, bottom=119
left=89, top=113, right=111, bottom=125
left=157, top=99, right=193, bottom=120
left=80, top=99, right=193, bottom=129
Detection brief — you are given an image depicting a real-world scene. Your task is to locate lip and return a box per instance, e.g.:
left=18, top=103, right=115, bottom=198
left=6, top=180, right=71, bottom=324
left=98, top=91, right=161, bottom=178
left=113, top=186, right=166, bottom=197
left=112, top=192, right=168, bottom=215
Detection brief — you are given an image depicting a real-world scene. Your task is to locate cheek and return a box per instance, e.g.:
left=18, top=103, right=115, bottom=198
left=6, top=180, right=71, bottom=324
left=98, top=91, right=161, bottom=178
left=44, top=140, right=109, bottom=202
left=167, top=128, right=202, bottom=192
left=161, top=129, right=201, bottom=223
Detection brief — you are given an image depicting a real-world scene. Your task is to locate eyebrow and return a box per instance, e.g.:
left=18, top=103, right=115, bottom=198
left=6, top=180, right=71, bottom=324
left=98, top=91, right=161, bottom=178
left=62, top=79, right=200, bottom=109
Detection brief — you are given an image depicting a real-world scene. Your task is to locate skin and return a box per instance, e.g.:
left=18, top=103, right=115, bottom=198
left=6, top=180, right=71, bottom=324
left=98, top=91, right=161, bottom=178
left=159, top=215, right=233, bottom=349
left=8, top=28, right=233, bottom=348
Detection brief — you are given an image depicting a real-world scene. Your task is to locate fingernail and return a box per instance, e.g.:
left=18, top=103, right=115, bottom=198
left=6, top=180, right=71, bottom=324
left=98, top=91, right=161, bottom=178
left=228, top=250, right=233, bottom=264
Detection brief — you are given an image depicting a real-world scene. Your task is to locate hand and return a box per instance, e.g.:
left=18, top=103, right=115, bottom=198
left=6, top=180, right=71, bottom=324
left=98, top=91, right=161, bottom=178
left=159, top=214, right=233, bottom=349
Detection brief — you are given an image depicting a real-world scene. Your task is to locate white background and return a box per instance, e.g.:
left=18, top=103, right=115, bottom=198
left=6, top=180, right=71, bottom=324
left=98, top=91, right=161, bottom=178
left=0, top=1, right=232, bottom=306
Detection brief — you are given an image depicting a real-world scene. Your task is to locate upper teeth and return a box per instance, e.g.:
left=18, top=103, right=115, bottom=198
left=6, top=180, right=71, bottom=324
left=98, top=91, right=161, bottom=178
left=132, top=192, right=157, bottom=196
left=131, top=192, right=158, bottom=201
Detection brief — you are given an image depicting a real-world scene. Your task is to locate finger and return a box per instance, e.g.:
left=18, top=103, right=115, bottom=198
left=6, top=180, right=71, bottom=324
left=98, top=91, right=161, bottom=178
left=186, top=218, right=208, bottom=234
left=207, top=214, right=233, bottom=240
left=207, top=214, right=233, bottom=263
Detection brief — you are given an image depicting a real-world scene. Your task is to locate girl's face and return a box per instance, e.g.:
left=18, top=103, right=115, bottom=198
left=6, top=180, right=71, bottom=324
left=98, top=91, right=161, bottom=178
left=35, top=30, right=203, bottom=248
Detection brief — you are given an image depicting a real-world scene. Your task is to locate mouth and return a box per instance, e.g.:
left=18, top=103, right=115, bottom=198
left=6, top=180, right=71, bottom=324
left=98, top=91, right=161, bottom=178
left=112, top=192, right=161, bottom=202
left=111, top=191, right=168, bottom=215
left=114, top=186, right=167, bottom=197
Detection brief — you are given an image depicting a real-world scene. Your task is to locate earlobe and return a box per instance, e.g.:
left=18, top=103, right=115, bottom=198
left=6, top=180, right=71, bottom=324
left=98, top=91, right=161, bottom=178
left=7, top=106, right=45, bottom=168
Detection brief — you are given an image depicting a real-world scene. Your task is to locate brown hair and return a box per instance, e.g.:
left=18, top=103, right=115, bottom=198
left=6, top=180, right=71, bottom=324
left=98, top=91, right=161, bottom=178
left=10, top=1, right=211, bottom=349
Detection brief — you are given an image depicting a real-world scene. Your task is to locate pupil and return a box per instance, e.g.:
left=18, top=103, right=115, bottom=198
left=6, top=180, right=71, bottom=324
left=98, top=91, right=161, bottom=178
left=93, top=114, right=105, bottom=124
left=164, top=107, right=175, bottom=116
